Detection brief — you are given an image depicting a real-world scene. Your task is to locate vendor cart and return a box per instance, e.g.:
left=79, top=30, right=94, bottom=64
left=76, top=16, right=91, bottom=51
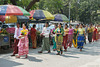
left=0, top=34, right=10, bottom=50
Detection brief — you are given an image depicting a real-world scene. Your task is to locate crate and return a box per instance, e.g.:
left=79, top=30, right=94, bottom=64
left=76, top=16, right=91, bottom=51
left=0, top=34, right=10, bottom=46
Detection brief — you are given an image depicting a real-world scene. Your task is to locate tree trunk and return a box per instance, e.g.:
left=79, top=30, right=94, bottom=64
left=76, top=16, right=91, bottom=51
left=10, top=0, right=17, bottom=5
left=60, top=8, right=64, bottom=14
left=26, top=0, right=40, bottom=11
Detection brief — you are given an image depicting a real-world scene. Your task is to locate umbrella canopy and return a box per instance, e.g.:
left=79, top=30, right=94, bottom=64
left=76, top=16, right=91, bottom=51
left=29, top=10, right=54, bottom=20
left=54, top=14, right=69, bottom=22
left=0, top=15, right=29, bottom=23
left=0, top=5, right=30, bottom=16
left=17, top=16, right=29, bottom=22
left=0, top=15, right=17, bottom=23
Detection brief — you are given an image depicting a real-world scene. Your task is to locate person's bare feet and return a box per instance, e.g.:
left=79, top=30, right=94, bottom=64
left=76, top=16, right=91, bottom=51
left=16, top=56, right=20, bottom=58
left=80, top=49, right=82, bottom=51
left=64, top=49, right=67, bottom=52
left=61, top=51, right=63, bottom=54
left=48, top=50, right=51, bottom=53
left=11, top=54, right=15, bottom=57
left=25, top=55, right=28, bottom=58
left=38, top=51, right=42, bottom=53
left=53, top=49, right=56, bottom=51
left=56, top=53, right=60, bottom=55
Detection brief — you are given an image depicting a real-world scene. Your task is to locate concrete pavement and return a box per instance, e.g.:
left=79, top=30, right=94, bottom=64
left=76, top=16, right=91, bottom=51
left=0, top=40, right=100, bottom=67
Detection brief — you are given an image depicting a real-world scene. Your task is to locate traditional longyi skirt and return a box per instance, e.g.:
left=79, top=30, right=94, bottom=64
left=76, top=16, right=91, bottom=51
left=77, top=34, right=84, bottom=49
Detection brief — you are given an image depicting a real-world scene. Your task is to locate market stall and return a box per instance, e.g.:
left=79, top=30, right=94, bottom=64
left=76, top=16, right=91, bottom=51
left=0, top=29, right=10, bottom=49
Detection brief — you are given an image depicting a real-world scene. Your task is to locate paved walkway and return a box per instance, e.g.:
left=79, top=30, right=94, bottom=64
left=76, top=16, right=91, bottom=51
left=0, top=40, right=100, bottom=67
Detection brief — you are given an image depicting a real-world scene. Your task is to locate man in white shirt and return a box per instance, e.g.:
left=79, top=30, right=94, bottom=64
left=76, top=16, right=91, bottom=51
left=11, top=23, right=22, bottom=56
left=38, top=22, right=51, bottom=53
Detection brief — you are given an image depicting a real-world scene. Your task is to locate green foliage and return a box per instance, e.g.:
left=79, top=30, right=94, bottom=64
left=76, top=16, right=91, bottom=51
left=78, top=0, right=100, bottom=23
left=0, top=0, right=38, bottom=10
left=38, top=0, right=63, bottom=14
left=38, top=0, right=100, bottom=24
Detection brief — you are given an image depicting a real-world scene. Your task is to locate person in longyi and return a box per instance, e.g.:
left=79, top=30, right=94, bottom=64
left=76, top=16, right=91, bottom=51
left=73, top=25, right=78, bottom=48
left=16, top=24, right=29, bottom=58
left=55, top=23, right=64, bottom=55
left=51, top=24, right=57, bottom=51
left=11, top=23, right=22, bottom=56
left=77, top=24, right=86, bottom=51
left=67, top=25, right=74, bottom=48
left=30, top=24, right=37, bottom=49
left=87, top=24, right=93, bottom=43
left=38, top=22, right=51, bottom=53
left=93, top=25, right=98, bottom=42
left=63, top=24, right=69, bottom=52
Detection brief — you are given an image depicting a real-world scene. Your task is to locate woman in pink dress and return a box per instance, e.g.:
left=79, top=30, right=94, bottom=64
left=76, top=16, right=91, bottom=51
left=67, top=25, right=74, bottom=48
left=16, top=24, right=29, bottom=58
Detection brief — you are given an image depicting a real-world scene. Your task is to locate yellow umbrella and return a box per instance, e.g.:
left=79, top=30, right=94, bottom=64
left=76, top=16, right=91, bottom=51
left=43, top=10, right=54, bottom=20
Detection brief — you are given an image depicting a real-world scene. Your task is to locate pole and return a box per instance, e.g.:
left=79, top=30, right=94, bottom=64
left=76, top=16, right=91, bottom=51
left=69, top=2, right=71, bottom=25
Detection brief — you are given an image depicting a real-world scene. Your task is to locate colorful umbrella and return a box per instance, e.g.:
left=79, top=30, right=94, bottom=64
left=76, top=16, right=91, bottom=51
left=0, top=5, right=30, bottom=16
left=54, top=14, right=69, bottom=22
left=0, top=15, right=29, bottom=23
left=29, top=10, right=54, bottom=20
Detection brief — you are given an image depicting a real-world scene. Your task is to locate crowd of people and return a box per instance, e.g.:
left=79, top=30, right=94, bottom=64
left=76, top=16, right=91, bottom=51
left=11, top=22, right=100, bottom=58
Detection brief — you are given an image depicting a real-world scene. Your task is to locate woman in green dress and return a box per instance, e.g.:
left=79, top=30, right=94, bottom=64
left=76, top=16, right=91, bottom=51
left=73, top=25, right=79, bottom=45
left=55, top=23, right=64, bottom=55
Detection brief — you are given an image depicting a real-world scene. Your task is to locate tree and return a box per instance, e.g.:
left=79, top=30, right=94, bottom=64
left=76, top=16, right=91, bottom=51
left=0, top=0, right=40, bottom=11
left=26, top=0, right=40, bottom=11
left=78, top=0, right=100, bottom=23
left=38, top=0, right=63, bottom=14
left=10, top=0, right=18, bottom=5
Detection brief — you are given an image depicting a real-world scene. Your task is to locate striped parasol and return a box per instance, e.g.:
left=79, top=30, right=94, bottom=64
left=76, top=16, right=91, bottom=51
left=29, top=10, right=54, bottom=20
left=0, top=5, right=30, bottom=16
